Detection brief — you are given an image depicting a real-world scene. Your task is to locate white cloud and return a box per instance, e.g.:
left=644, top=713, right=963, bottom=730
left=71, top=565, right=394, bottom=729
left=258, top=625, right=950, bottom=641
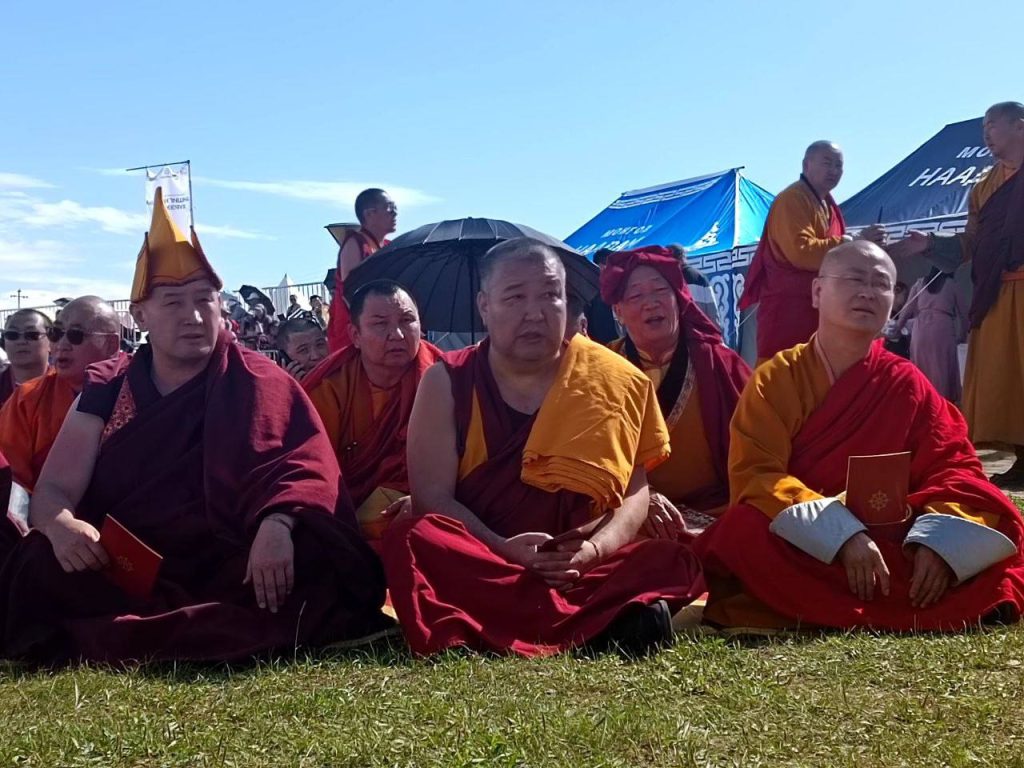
left=196, top=176, right=440, bottom=209
left=0, top=173, right=54, bottom=190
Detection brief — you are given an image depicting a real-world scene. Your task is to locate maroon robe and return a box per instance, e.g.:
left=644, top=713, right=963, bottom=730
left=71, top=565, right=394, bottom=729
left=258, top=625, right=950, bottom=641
left=381, top=342, right=704, bottom=657
left=968, top=164, right=1024, bottom=328
left=0, top=333, right=390, bottom=663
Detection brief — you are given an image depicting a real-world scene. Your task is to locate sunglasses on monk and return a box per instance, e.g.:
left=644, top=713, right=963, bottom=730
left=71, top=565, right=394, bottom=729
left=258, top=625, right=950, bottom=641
left=46, top=327, right=118, bottom=345
left=2, top=330, right=45, bottom=341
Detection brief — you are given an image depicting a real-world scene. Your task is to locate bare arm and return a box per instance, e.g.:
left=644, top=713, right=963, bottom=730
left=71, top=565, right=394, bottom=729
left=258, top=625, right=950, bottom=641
left=337, top=238, right=364, bottom=281
left=407, top=362, right=508, bottom=553
left=30, top=399, right=110, bottom=572
left=587, top=466, right=649, bottom=557
left=30, top=400, right=104, bottom=532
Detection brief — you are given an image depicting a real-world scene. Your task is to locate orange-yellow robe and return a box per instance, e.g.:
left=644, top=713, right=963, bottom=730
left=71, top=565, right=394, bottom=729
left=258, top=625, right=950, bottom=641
left=0, top=370, right=76, bottom=492
left=955, top=162, right=1024, bottom=445
left=695, top=338, right=1024, bottom=630
left=740, top=178, right=846, bottom=362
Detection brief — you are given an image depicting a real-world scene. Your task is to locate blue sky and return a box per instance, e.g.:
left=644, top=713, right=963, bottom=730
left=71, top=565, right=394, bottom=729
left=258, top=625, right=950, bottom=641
left=1, top=0, right=1020, bottom=310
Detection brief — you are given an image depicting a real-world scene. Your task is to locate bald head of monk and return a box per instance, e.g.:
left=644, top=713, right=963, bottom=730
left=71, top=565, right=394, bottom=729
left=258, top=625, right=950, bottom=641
left=984, top=101, right=1024, bottom=164
left=51, top=296, right=121, bottom=390
left=130, top=278, right=222, bottom=373
left=3, top=309, right=52, bottom=381
left=802, top=140, right=844, bottom=197
left=812, top=241, right=896, bottom=340
left=477, top=238, right=567, bottom=366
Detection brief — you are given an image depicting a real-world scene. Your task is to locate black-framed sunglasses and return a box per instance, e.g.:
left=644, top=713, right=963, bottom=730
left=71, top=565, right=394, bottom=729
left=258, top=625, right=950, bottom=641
left=46, top=327, right=118, bottom=345
left=2, top=330, right=46, bottom=342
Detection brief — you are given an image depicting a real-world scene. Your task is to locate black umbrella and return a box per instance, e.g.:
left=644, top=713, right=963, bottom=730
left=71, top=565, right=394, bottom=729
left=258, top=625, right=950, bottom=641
left=343, top=218, right=598, bottom=335
left=323, top=268, right=337, bottom=293
left=238, top=285, right=276, bottom=316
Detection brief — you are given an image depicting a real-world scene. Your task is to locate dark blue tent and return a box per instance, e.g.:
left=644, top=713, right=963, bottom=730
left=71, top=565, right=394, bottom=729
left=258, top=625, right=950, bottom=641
left=565, top=168, right=774, bottom=348
left=842, top=118, right=990, bottom=229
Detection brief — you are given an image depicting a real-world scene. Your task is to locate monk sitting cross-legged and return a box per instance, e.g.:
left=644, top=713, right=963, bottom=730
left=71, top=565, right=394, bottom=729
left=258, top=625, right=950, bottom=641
left=0, top=296, right=122, bottom=493
left=0, top=189, right=391, bottom=663
left=304, top=280, right=445, bottom=548
left=600, top=247, right=750, bottom=538
left=695, top=241, right=1024, bottom=631
left=381, top=238, right=704, bottom=657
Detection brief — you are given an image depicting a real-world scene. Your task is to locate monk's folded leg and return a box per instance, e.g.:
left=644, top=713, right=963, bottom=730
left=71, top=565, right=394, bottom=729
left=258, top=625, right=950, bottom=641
left=383, top=514, right=703, bottom=657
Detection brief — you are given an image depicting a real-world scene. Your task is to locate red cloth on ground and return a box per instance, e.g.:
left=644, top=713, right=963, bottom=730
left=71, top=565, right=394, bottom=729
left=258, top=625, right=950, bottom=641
left=302, top=340, right=445, bottom=507
left=381, top=342, right=704, bottom=656
left=326, top=228, right=389, bottom=352
left=695, top=343, right=1024, bottom=630
left=0, top=333, right=390, bottom=663
left=600, top=247, right=751, bottom=508
left=740, top=191, right=845, bottom=360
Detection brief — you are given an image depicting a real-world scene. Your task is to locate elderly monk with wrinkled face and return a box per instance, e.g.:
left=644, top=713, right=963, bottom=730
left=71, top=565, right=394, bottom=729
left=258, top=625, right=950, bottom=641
left=381, top=237, right=704, bottom=658
left=0, top=297, right=121, bottom=492
left=0, top=188, right=390, bottom=663
left=741, top=141, right=887, bottom=363
left=304, top=280, right=445, bottom=547
left=601, top=248, right=750, bottom=539
left=696, top=241, right=1024, bottom=632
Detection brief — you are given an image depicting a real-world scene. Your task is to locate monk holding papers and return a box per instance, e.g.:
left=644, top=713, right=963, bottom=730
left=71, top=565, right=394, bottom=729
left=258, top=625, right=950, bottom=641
left=696, top=241, right=1024, bottom=631
left=382, top=238, right=704, bottom=657
left=0, top=189, right=390, bottom=663
left=601, top=247, right=750, bottom=537
left=0, top=296, right=121, bottom=493
left=304, top=280, right=444, bottom=547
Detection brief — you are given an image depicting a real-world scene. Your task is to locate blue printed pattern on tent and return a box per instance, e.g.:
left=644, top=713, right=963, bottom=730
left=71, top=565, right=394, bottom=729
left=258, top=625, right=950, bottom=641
left=565, top=169, right=774, bottom=348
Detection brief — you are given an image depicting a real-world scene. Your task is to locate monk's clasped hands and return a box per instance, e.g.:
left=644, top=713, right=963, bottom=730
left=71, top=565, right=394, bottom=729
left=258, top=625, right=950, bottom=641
left=837, top=532, right=891, bottom=601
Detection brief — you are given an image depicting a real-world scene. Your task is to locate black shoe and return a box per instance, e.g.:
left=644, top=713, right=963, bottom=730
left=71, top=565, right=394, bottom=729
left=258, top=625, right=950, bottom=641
left=597, top=599, right=674, bottom=659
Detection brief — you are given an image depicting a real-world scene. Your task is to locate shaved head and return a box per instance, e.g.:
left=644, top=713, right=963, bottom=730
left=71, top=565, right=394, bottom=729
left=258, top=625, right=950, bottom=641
left=802, top=141, right=844, bottom=195
left=4, top=308, right=52, bottom=331
left=479, top=238, right=565, bottom=291
left=804, top=140, right=843, bottom=161
left=59, top=295, right=120, bottom=333
left=987, top=101, right=1024, bottom=122
left=820, top=240, right=896, bottom=281
left=813, top=241, right=896, bottom=339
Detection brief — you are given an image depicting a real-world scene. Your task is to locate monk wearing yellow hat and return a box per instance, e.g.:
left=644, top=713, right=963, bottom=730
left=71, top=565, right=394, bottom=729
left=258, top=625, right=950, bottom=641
left=0, top=189, right=391, bottom=663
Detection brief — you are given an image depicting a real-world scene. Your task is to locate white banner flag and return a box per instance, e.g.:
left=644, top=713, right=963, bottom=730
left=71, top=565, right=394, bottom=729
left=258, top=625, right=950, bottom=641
left=145, top=163, right=192, bottom=232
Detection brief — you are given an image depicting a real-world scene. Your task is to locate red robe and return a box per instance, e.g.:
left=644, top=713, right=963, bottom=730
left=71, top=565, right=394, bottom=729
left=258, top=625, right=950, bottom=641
left=381, top=342, right=704, bottom=657
left=327, top=228, right=389, bottom=352
left=0, top=333, right=390, bottom=663
left=695, top=342, right=1024, bottom=630
left=740, top=178, right=846, bottom=361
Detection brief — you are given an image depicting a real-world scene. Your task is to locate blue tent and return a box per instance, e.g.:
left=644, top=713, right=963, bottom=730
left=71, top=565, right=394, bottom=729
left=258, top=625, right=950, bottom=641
left=842, top=117, right=990, bottom=229
left=565, top=168, right=774, bottom=348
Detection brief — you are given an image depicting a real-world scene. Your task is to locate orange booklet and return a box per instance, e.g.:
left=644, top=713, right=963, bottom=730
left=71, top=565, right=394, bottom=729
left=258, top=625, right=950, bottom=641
left=100, top=515, right=163, bottom=599
left=845, top=451, right=912, bottom=525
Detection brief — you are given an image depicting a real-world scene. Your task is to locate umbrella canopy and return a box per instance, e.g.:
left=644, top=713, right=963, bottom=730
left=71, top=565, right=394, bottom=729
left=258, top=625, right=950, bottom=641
left=343, top=218, right=598, bottom=334
left=323, top=268, right=337, bottom=293
left=238, top=285, right=276, bottom=316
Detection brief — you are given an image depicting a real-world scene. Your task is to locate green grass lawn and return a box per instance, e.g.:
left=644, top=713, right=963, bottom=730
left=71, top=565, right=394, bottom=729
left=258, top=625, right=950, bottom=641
left=4, top=496, right=1024, bottom=767
left=2, top=629, right=1024, bottom=767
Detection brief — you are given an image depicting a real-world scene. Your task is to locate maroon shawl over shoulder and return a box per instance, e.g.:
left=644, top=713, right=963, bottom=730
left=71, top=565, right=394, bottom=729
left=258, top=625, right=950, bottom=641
left=969, top=167, right=1024, bottom=327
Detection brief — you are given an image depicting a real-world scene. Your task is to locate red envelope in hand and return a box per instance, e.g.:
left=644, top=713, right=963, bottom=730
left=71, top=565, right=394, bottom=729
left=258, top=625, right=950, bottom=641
left=100, top=515, right=163, bottom=598
left=845, top=451, right=912, bottom=525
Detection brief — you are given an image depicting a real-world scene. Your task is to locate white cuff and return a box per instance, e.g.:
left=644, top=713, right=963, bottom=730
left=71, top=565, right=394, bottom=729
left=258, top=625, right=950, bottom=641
left=904, top=514, right=1017, bottom=583
left=769, top=497, right=866, bottom=564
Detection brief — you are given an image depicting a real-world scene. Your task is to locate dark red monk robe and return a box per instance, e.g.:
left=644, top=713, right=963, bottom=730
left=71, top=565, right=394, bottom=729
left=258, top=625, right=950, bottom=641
left=0, top=368, right=15, bottom=409
left=696, top=342, right=1024, bottom=630
left=327, top=228, right=389, bottom=352
left=0, top=333, right=390, bottom=662
left=381, top=342, right=704, bottom=657
left=740, top=178, right=846, bottom=361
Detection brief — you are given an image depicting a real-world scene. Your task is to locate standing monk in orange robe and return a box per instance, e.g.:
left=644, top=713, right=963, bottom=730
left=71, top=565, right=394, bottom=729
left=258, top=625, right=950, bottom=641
left=696, top=242, right=1024, bottom=632
left=0, top=297, right=121, bottom=492
left=741, top=141, right=885, bottom=362
left=0, top=310, right=52, bottom=408
left=305, top=280, right=444, bottom=547
left=899, top=102, right=1024, bottom=486
left=601, top=247, right=750, bottom=538
left=327, top=188, right=397, bottom=351
left=381, top=238, right=704, bottom=658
